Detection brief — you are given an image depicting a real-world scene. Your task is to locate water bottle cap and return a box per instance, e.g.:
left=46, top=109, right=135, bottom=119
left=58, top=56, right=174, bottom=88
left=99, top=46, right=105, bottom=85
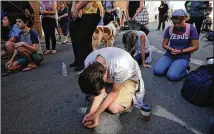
left=207, top=59, right=214, bottom=65
left=141, top=104, right=152, bottom=112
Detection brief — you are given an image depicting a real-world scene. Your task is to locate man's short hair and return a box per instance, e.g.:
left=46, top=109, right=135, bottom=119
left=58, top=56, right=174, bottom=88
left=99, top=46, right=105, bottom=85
left=16, top=13, right=32, bottom=27
left=78, top=62, right=106, bottom=96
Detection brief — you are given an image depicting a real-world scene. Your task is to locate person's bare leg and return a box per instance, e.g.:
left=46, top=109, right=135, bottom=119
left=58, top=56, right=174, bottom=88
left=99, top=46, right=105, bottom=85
left=17, top=47, right=32, bottom=62
left=107, top=102, right=131, bottom=114
left=17, top=47, right=37, bottom=68
left=5, top=41, right=15, bottom=59
left=1, top=50, right=7, bottom=57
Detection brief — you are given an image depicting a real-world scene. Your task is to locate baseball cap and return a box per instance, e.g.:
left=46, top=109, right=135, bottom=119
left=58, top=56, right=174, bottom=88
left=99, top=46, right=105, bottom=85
left=172, top=9, right=188, bottom=17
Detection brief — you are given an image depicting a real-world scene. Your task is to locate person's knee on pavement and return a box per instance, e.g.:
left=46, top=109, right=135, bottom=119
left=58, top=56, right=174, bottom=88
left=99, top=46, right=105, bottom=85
left=167, top=70, right=180, bottom=81
left=153, top=65, right=165, bottom=76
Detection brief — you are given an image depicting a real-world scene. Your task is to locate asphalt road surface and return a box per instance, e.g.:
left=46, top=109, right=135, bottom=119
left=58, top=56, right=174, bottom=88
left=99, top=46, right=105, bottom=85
left=1, top=22, right=213, bottom=134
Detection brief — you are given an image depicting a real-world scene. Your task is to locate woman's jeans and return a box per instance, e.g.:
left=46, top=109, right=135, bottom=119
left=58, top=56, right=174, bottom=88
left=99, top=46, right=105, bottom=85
left=59, top=22, right=68, bottom=36
left=153, top=56, right=190, bottom=81
left=134, top=53, right=149, bottom=64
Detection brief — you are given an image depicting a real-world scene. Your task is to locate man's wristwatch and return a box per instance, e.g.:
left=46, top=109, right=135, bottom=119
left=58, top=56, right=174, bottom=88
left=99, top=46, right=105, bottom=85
left=180, top=49, right=183, bottom=54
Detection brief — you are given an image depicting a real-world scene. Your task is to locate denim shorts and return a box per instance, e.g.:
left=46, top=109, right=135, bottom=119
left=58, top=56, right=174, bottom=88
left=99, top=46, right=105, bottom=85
left=17, top=53, right=42, bottom=66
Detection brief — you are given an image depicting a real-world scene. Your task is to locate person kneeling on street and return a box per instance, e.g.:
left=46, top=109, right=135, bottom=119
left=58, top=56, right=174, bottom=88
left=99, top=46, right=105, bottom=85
left=153, top=9, right=199, bottom=81
left=5, top=13, right=43, bottom=72
left=78, top=47, right=145, bottom=128
left=122, top=30, right=152, bottom=68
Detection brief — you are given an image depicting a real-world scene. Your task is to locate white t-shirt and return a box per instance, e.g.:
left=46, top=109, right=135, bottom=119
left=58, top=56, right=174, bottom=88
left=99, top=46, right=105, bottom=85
left=84, top=47, right=141, bottom=84
left=84, top=47, right=145, bottom=109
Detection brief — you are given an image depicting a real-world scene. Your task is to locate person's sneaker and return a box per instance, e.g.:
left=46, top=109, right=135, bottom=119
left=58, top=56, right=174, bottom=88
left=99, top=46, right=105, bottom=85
left=156, top=28, right=160, bottom=30
left=69, top=62, right=77, bottom=68
left=74, top=66, right=84, bottom=72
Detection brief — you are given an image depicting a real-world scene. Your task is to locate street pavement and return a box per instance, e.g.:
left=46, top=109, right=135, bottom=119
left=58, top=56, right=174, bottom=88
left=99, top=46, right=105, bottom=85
left=1, top=22, right=213, bottom=134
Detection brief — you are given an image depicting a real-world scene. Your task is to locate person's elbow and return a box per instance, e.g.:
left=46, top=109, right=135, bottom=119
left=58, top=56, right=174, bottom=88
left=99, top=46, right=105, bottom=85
left=193, top=44, right=199, bottom=51
left=162, top=43, right=168, bottom=49
left=192, top=40, right=199, bottom=51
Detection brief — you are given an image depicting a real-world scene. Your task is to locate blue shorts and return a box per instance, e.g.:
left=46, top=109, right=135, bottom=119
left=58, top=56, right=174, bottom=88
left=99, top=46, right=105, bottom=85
left=17, top=57, right=28, bottom=66
left=17, top=53, right=42, bottom=66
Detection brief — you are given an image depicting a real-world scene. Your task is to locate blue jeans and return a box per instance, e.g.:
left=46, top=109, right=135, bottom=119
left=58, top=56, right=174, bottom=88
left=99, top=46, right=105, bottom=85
left=134, top=53, right=149, bottom=64
left=153, top=56, right=190, bottom=81
left=59, top=22, right=68, bottom=36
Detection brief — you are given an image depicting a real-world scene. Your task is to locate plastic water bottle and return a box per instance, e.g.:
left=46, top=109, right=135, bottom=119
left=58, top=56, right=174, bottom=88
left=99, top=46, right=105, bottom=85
left=61, top=62, right=67, bottom=76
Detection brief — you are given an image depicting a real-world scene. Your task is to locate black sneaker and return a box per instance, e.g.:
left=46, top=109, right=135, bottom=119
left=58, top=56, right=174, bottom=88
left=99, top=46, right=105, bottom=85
left=69, top=62, right=77, bottom=68
left=74, top=66, right=84, bottom=72
left=156, top=28, right=160, bottom=30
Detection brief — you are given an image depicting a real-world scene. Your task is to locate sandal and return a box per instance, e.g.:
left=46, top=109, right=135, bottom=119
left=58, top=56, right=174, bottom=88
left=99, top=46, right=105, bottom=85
left=44, top=50, right=50, bottom=55
left=22, top=64, right=38, bottom=72
left=52, top=50, right=57, bottom=54
left=62, top=40, right=68, bottom=44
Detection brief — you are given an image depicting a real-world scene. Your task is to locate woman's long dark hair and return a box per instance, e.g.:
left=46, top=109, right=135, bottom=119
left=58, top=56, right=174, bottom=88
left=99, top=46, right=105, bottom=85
left=3, top=13, right=17, bottom=29
left=1, top=13, right=17, bottom=40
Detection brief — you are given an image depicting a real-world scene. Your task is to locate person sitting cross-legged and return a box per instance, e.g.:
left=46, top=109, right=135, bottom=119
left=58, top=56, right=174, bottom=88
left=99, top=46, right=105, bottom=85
left=5, top=13, right=43, bottom=72
left=153, top=9, right=199, bottom=81
left=78, top=47, right=146, bottom=128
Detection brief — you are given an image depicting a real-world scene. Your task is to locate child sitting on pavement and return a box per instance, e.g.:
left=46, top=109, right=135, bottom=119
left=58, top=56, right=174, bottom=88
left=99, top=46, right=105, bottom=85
left=5, top=13, right=43, bottom=72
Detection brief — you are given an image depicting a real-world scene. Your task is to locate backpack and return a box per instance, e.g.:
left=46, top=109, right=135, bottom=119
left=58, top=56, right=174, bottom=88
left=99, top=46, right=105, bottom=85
left=181, top=65, right=213, bottom=107
left=168, top=23, right=190, bottom=46
left=201, top=30, right=214, bottom=41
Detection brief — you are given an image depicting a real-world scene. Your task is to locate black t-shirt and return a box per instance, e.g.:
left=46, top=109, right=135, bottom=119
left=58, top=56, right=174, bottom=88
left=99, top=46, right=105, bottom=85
left=159, top=3, right=169, bottom=15
left=58, top=8, right=68, bottom=23
left=128, top=1, right=140, bottom=18
left=67, top=1, right=73, bottom=20
left=2, top=1, right=34, bottom=15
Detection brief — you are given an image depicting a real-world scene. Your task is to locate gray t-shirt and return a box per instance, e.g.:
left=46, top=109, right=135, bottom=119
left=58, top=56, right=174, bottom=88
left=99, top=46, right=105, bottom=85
left=19, top=29, right=42, bottom=54
left=84, top=47, right=141, bottom=84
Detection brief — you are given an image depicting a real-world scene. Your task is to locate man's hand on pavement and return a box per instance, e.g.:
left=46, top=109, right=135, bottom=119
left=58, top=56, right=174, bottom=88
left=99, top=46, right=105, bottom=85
left=83, top=113, right=100, bottom=128
left=82, top=112, right=93, bottom=124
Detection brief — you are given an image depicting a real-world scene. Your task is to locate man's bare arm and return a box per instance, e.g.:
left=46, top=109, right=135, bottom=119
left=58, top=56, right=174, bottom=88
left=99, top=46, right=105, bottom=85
left=95, top=83, right=122, bottom=115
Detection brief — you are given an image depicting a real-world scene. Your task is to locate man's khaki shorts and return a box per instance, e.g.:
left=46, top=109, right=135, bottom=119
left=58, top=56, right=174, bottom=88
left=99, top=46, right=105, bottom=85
left=114, top=80, right=139, bottom=108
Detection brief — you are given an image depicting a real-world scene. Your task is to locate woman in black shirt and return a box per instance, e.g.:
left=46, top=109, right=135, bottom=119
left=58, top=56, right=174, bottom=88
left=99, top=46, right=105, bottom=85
left=58, top=1, right=69, bottom=44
